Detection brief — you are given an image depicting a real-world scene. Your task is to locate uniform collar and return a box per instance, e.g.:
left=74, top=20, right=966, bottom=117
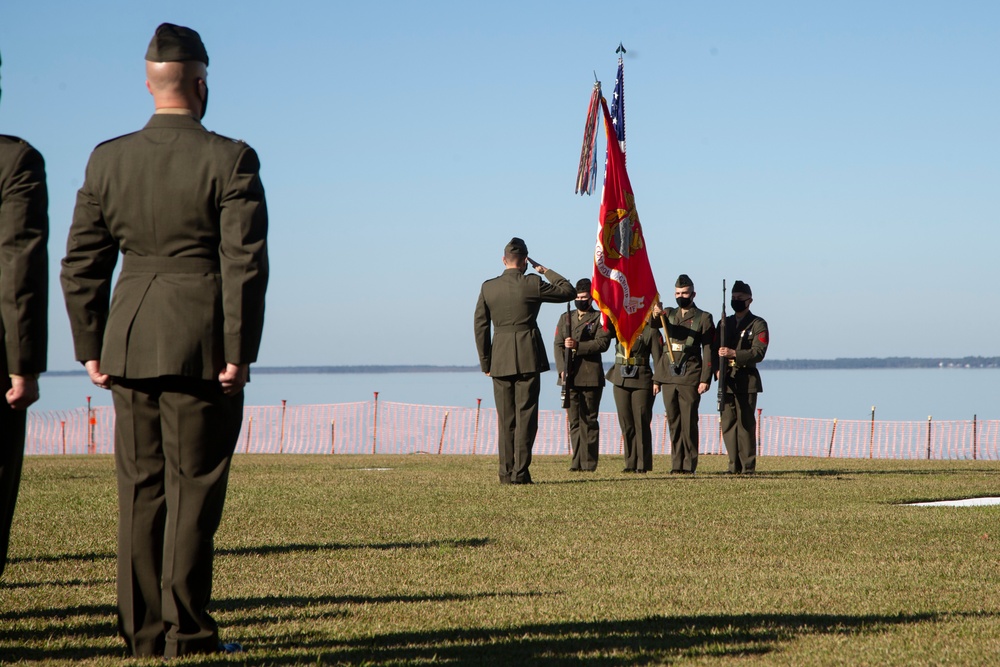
left=143, top=113, right=205, bottom=130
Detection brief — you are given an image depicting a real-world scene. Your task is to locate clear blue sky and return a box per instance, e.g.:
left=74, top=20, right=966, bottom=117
left=2, top=1, right=997, bottom=370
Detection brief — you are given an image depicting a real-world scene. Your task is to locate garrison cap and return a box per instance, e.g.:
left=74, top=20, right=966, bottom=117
left=145, top=23, right=209, bottom=65
left=732, top=280, right=752, bottom=296
left=575, top=279, right=592, bottom=293
left=675, top=274, right=694, bottom=288
left=504, top=237, right=528, bottom=257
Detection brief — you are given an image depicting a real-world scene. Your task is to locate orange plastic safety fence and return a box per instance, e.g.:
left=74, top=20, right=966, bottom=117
left=23, top=401, right=1000, bottom=460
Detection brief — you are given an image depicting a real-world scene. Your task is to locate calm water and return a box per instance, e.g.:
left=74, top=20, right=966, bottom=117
left=34, top=368, right=998, bottom=422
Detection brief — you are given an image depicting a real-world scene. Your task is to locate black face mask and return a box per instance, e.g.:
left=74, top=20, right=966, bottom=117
left=575, top=300, right=592, bottom=311
left=199, top=82, right=209, bottom=120
left=731, top=299, right=748, bottom=313
left=675, top=296, right=692, bottom=309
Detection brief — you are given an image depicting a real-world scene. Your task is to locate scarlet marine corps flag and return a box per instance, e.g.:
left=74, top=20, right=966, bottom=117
left=591, top=95, right=658, bottom=357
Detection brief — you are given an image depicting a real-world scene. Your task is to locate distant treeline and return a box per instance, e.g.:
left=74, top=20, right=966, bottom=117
left=760, top=357, right=1000, bottom=370
left=258, top=358, right=1000, bottom=373
left=46, top=358, right=1000, bottom=376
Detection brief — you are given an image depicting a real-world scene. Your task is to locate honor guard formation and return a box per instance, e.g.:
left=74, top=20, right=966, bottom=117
left=475, top=239, right=768, bottom=484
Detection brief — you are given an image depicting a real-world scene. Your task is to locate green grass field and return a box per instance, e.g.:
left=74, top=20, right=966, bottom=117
left=2, top=454, right=998, bottom=665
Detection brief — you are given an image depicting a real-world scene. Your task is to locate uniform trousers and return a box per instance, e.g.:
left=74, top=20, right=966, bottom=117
left=491, top=373, right=540, bottom=484
left=0, top=400, right=27, bottom=579
left=721, top=391, right=758, bottom=473
left=662, top=384, right=701, bottom=473
left=613, top=384, right=653, bottom=472
left=111, top=376, right=243, bottom=658
left=567, top=386, right=602, bottom=471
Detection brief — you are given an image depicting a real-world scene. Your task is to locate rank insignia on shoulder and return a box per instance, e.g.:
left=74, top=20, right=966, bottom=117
left=758, top=331, right=769, bottom=344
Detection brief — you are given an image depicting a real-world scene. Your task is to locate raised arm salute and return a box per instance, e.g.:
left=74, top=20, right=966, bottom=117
left=474, top=237, right=575, bottom=484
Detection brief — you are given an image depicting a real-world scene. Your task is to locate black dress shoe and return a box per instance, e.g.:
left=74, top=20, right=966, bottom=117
left=622, top=468, right=636, bottom=473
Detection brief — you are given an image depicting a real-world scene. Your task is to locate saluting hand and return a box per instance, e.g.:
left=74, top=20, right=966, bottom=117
left=527, top=257, right=547, bottom=274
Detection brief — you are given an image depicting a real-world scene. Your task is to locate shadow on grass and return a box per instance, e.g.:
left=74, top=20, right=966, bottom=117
left=0, top=602, right=120, bottom=660
left=9, top=537, right=489, bottom=566
left=214, top=591, right=545, bottom=625
left=210, top=610, right=979, bottom=666
left=4, top=600, right=992, bottom=664
left=2, top=576, right=112, bottom=589
left=217, top=537, right=489, bottom=557
left=761, top=467, right=1000, bottom=478
left=9, top=550, right=115, bottom=564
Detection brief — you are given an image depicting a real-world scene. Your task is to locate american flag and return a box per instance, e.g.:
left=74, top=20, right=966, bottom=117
left=609, top=55, right=625, bottom=156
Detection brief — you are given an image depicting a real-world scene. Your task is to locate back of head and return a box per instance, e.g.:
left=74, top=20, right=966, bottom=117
left=145, top=23, right=209, bottom=115
left=503, top=237, right=528, bottom=263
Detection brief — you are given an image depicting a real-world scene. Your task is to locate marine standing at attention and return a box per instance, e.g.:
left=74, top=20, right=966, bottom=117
left=60, top=24, right=268, bottom=657
left=651, top=274, right=714, bottom=474
left=554, top=278, right=612, bottom=472
left=606, top=319, right=662, bottom=473
left=717, top=280, right=768, bottom=474
left=474, top=237, right=575, bottom=484
left=0, top=49, right=49, bottom=582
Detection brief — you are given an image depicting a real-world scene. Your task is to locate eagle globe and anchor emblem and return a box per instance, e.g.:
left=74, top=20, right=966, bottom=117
left=595, top=193, right=646, bottom=314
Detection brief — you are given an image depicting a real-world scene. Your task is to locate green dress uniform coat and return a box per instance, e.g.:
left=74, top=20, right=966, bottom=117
left=554, top=308, right=612, bottom=471
left=718, top=310, right=768, bottom=473
left=652, top=305, right=714, bottom=473
left=474, top=267, right=574, bottom=483
left=60, top=114, right=268, bottom=657
left=0, top=136, right=48, bottom=579
left=606, top=323, right=662, bottom=472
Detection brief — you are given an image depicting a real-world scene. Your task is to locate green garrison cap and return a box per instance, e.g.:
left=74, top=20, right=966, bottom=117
left=145, top=23, right=209, bottom=65
left=504, top=237, right=528, bottom=257
left=732, top=280, right=752, bottom=296
left=675, top=274, right=693, bottom=288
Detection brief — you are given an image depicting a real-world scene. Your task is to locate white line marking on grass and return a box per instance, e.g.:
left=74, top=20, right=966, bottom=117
left=906, top=497, right=1000, bottom=507
left=357, top=467, right=394, bottom=471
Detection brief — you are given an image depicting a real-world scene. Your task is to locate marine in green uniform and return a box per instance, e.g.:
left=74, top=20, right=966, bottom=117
left=606, top=321, right=662, bottom=473
left=652, top=274, right=714, bottom=474
left=0, top=50, right=49, bottom=580
left=474, top=238, right=575, bottom=484
left=60, top=24, right=267, bottom=657
left=717, top=280, right=768, bottom=474
left=554, top=279, right=612, bottom=471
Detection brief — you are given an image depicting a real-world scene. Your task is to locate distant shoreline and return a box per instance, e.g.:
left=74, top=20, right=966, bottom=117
left=42, top=357, right=1000, bottom=376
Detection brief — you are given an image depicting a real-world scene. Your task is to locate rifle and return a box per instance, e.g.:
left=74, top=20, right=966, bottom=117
left=717, top=279, right=727, bottom=413
left=561, top=302, right=574, bottom=409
